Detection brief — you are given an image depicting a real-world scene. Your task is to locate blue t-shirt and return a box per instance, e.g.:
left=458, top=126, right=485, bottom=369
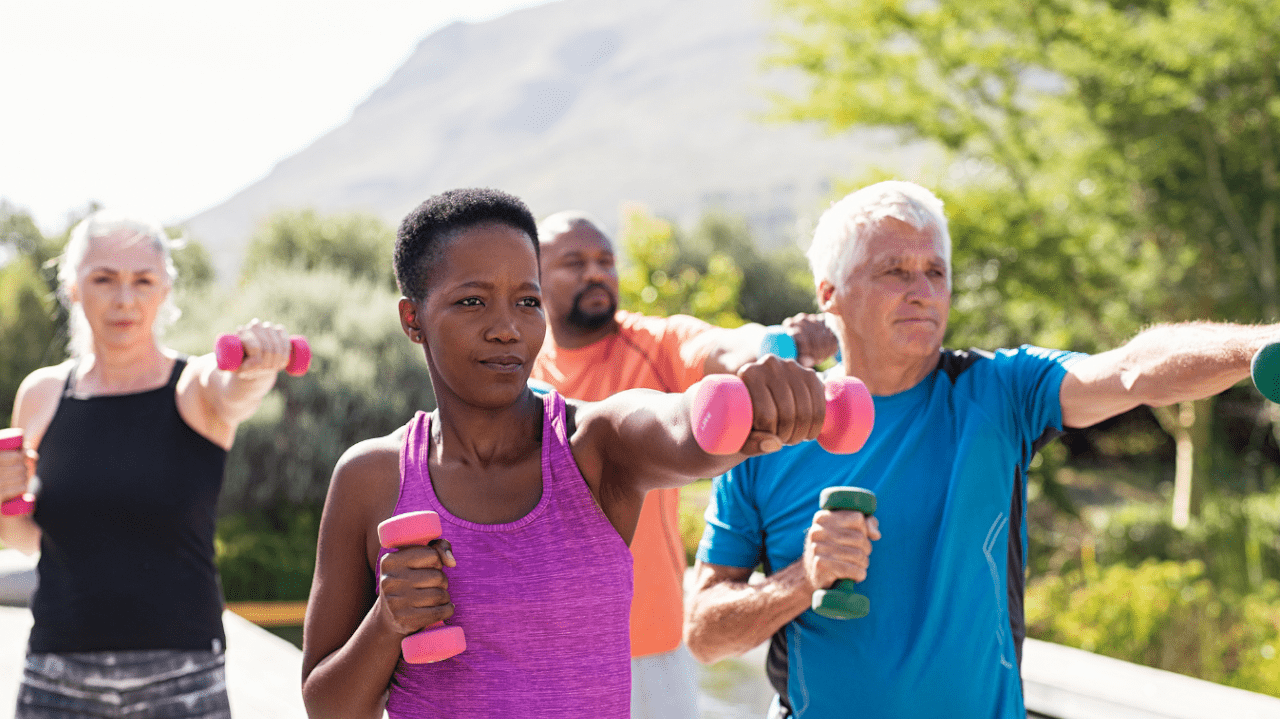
left=698, top=346, right=1084, bottom=718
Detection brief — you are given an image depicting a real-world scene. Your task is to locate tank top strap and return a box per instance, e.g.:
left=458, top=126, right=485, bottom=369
left=60, top=359, right=80, bottom=398
left=166, top=355, right=188, bottom=388
left=540, top=390, right=572, bottom=492
left=397, top=411, right=434, bottom=512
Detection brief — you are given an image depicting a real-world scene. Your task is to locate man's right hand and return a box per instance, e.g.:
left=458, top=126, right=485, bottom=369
left=782, top=313, right=840, bottom=368
left=803, top=507, right=880, bottom=591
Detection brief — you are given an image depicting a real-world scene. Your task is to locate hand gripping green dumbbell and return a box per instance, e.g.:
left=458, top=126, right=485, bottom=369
left=811, top=486, right=877, bottom=620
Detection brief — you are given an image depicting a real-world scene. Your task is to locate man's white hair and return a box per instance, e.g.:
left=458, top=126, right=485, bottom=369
left=806, top=180, right=951, bottom=292
left=59, top=210, right=182, bottom=358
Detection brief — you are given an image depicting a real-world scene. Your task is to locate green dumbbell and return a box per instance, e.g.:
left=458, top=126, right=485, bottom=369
left=811, top=486, right=877, bottom=620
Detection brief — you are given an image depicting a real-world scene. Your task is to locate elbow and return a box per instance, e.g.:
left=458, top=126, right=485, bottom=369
left=302, top=694, right=382, bottom=719
left=685, top=638, right=718, bottom=665
left=683, top=607, right=727, bottom=665
left=683, top=625, right=714, bottom=664
left=302, top=678, right=386, bottom=719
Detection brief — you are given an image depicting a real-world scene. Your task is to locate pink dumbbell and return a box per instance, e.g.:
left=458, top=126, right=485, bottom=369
left=377, top=511, right=467, bottom=663
left=215, top=333, right=311, bottom=376
left=0, top=428, right=36, bottom=517
left=691, top=374, right=874, bottom=455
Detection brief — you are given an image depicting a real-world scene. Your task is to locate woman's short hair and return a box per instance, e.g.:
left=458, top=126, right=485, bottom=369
left=394, top=188, right=540, bottom=302
left=806, top=181, right=951, bottom=293
left=59, top=210, right=181, bottom=358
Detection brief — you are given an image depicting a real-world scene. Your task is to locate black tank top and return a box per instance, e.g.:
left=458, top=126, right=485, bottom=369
left=29, top=357, right=229, bottom=653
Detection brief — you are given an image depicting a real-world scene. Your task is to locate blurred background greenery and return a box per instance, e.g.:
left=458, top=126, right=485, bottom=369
left=3, top=0, right=1280, bottom=697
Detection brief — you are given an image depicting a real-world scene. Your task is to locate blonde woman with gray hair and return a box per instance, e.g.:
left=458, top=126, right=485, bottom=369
left=0, top=210, right=298, bottom=718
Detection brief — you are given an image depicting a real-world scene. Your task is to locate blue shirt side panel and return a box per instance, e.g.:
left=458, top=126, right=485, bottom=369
left=697, top=346, right=1083, bottom=719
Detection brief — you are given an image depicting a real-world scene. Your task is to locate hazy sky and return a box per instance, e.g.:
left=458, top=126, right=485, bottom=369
left=1, top=0, right=554, bottom=234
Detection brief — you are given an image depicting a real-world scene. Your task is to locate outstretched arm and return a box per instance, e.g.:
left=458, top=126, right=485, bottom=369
left=698, top=313, right=841, bottom=374
left=1061, top=321, right=1280, bottom=428
left=573, top=355, right=828, bottom=497
left=179, top=320, right=293, bottom=449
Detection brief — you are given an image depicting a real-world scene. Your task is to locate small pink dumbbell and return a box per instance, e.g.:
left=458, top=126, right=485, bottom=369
left=377, top=511, right=467, bottom=663
left=0, top=428, right=36, bottom=517
left=690, top=375, right=874, bottom=455
left=214, top=334, right=311, bottom=376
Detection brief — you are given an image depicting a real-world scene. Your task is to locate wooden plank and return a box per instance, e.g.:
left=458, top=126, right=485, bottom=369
left=226, top=601, right=308, bottom=627
left=1023, top=637, right=1280, bottom=718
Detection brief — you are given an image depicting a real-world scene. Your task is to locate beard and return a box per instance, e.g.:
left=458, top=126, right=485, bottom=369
left=566, top=283, right=617, bottom=331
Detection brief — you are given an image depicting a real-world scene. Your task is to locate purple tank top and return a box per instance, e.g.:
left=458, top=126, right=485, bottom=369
left=380, top=391, right=633, bottom=718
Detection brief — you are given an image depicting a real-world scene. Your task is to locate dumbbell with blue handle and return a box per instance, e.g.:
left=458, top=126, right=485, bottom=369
left=760, top=325, right=841, bottom=364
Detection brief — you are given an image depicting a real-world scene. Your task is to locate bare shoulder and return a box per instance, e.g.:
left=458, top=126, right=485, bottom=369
left=12, top=361, right=74, bottom=443
left=325, top=427, right=408, bottom=528
left=15, top=362, right=72, bottom=403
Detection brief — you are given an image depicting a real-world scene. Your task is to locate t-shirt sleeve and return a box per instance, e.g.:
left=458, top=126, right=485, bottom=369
left=656, top=314, right=718, bottom=391
left=696, top=460, right=764, bottom=569
left=999, top=345, right=1088, bottom=439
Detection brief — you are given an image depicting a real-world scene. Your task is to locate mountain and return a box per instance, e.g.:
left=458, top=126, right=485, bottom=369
left=183, top=0, right=927, bottom=282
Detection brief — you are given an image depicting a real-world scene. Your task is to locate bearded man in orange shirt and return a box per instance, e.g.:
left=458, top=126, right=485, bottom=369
left=530, top=210, right=836, bottom=718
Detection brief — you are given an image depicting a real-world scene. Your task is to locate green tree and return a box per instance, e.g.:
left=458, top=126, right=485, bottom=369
left=171, top=233, right=216, bottom=291
left=683, top=213, right=818, bottom=325
left=0, top=203, right=60, bottom=421
left=241, top=209, right=396, bottom=290
left=617, top=204, right=746, bottom=327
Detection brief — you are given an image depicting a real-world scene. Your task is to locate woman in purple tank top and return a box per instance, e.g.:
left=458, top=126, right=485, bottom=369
left=300, top=188, right=829, bottom=719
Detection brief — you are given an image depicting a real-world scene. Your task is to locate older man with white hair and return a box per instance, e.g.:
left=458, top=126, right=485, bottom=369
left=684, top=180, right=1280, bottom=718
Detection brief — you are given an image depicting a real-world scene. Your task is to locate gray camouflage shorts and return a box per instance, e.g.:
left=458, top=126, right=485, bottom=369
left=16, top=648, right=231, bottom=719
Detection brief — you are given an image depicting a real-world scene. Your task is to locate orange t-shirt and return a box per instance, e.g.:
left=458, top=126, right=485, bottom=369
left=531, top=310, right=715, bottom=657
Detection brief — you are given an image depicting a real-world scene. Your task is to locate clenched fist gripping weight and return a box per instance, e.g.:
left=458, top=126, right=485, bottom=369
left=0, top=428, right=35, bottom=516
left=811, top=486, right=877, bottom=620
left=215, top=334, right=312, bottom=376
left=689, top=374, right=874, bottom=455
left=378, top=511, right=467, bottom=663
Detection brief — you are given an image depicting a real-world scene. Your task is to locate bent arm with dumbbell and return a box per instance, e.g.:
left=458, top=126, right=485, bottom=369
left=684, top=489, right=881, bottom=664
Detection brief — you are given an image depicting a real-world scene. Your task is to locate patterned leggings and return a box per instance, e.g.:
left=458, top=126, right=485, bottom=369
left=16, top=649, right=231, bottom=719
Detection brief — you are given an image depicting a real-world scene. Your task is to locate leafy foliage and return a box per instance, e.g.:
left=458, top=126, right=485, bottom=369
left=617, top=204, right=746, bottom=328
left=0, top=203, right=61, bottom=422
left=171, top=234, right=216, bottom=291
left=241, top=209, right=397, bottom=291
left=1027, top=559, right=1280, bottom=695
left=216, top=508, right=319, bottom=601
left=617, top=204, right=818, bottom=327
left=768, top=0, right=1269, bottom=351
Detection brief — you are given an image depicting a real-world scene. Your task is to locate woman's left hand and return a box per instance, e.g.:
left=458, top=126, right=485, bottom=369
left=227, top=319, right=293, bottom=377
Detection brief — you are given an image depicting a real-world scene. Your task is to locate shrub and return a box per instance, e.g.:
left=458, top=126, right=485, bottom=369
left=216, top=508, right=319, bottom=601
left=1026, top=559, right=1280, bottom=696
